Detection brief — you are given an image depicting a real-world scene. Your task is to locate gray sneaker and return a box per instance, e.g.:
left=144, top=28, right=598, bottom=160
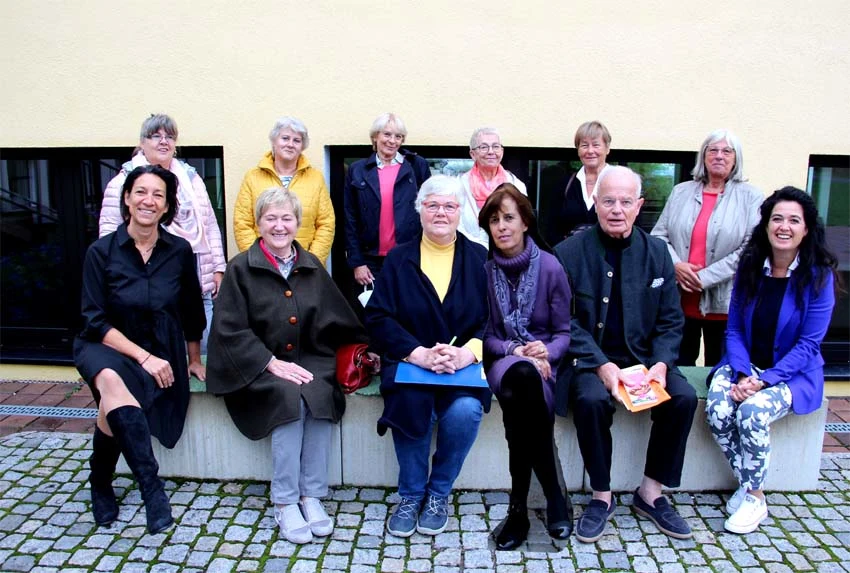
left=416, top=494, right=449, bottom=535
left=387, top=497, right=421, bottom=537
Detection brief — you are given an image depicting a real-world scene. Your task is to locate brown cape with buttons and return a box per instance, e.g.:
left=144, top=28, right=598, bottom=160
left=205, top=239, right=368, bottom=440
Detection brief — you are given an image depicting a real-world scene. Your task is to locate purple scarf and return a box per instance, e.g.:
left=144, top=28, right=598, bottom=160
left=491, top=236, right=540, bottom=343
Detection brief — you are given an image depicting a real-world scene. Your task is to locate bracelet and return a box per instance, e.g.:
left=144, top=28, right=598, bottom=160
left=140, top=353, right=152, bottom=365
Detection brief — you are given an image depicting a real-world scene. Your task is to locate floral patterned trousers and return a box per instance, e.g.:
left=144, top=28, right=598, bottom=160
left=706, top=364, right=793, bottom=491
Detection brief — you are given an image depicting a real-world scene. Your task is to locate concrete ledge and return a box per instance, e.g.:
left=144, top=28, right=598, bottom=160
left=143, top=368, right=827, bottom=492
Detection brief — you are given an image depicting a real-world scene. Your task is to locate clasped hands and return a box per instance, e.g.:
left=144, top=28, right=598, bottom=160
left=674, top=262, right=703, bottom=293
left=408, top=344, right=475, bottom=374
left=513, top=341, right=551, bottom=379
left=730, top=375, right=765, bottom=402
left=596, top=361, right=668, bottom=404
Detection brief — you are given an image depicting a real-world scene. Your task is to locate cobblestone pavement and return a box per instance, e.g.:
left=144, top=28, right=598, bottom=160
left=1, top=432, right=848, bottom=573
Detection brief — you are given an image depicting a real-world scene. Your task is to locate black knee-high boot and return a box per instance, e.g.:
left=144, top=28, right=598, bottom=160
left=530, top=428, right=573, bottom=539
left=106, top=406, right=173, bottom=534
left=495, top=370, right=532, bottom=551
left=89, top=427, right=121, bottom=526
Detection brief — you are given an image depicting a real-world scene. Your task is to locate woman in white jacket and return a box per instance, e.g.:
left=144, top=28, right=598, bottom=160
left=99, top=114, right=226, bottom=353
left=651, top=129, right=762, bottom=366
left=457, top=127, right=527, bottom=249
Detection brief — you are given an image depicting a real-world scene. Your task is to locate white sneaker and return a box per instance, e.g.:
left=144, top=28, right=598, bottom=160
left=724, top=494, right=767, bottom=534
left=725, top=486, right=748, bottom=515
left=299, top=497, right=334, bottom=537
left=274, top=504, right=313, bottom=544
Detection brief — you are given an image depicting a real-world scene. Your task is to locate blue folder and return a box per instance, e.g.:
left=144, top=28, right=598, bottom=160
left=395, top=362, right=488, bottom=388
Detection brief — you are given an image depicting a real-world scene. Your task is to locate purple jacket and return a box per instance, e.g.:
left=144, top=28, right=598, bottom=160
left=715, top=269, right=835, bottom=415
left=483, top=250, right=572, bottom=414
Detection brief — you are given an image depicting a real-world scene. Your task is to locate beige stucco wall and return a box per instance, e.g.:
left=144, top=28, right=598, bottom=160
left=2, top=0, right=848, bottom=257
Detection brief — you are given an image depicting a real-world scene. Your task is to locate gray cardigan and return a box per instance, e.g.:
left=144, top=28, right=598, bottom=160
left=651, top=179, right=763, bottom=315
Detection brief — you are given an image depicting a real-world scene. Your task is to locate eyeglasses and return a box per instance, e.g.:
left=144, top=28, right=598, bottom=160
left=706, top=147, right=734, bottom=157
left=473, top=144, right=502, bottom=153
left=423, top=202, right=460, bottom=214
left=147, top=133, right=176, bottom=143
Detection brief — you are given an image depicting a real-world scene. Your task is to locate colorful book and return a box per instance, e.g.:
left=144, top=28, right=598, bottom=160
left=617, top=365, right=671, bottom=412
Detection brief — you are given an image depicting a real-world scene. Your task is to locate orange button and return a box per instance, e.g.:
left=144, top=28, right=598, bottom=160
left=285, top=343, right=294, bottom=351
left=289, top=316, right=297, bottom=324
left=284, top=290, right=293, bottom=297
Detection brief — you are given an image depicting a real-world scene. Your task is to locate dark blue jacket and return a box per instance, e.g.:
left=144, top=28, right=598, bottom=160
left=364, top=233, right=491, bottom=439
left=343, top=149, right=431, bottom=268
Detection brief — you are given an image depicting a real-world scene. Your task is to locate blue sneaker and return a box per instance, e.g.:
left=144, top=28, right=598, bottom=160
left=416, top=494, right=449, bottom=535
left=387, top=497, right=421, bottom=537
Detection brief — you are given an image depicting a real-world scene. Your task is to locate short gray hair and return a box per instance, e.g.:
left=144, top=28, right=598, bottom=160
left=369, top=113, right=408, bottom=143
left=414, top=175, right=465, bottom=213
left=140, top=114, right=178, bottom=141
left=254, top=187, right=303, bottom=228
left=691, top=129, right=745, bottom=183
left=596, top=165, right=642, bottom=198
left=469, top=127, right=500, bottom=149
left=268, top=116, right=310, bottom=150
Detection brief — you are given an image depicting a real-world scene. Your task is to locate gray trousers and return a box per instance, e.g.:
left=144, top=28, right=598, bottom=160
left=270, top=398, right=333, bottom=505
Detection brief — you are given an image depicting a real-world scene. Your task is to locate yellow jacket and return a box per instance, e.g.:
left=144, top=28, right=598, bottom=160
left=234, top=152, right=335, bottom=264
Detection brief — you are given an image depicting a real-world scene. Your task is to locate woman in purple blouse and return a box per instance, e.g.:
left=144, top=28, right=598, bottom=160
left=480, top=184, right=573, bottom=549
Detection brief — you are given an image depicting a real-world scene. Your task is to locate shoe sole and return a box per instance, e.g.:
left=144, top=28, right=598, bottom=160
left=633, top=505, right=693, bottom=539
left=724, top=510, right=767, bottom=534
left=415, top=523, right=447, bottom=535
left=148, top=519, right=175, bottom=535
left=387, top=524, right=416, bottom=538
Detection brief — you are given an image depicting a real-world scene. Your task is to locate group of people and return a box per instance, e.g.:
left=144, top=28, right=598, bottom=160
left=74, top=113, right=838, bottom=548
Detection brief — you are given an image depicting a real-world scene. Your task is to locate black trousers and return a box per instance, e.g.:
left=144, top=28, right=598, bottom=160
left=570, top=367, right=697, bottom=492
left=498, top=361, right=564, bottom=506
left=679, top=317, right=727, bottom=367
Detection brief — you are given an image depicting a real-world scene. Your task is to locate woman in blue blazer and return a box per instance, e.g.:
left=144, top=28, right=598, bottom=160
left=706, top=187, right=838, bottom=535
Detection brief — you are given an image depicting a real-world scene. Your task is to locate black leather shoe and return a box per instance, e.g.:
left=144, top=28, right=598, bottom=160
left=546, top=490, right=574, bottom=539
left=495, top=502, right=530, bottom=551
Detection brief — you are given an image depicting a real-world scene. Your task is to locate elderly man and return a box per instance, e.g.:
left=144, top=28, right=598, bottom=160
left=554, top=166, right=697, bottom=543
left=458, top=127, right=527, bottom=248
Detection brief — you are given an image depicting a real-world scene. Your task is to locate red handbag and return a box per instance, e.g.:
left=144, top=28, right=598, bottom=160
left=336, top=343, right=380, bottom=394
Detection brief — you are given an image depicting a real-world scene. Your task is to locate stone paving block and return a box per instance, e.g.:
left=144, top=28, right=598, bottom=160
left=95, top=554, right=123, bottom=571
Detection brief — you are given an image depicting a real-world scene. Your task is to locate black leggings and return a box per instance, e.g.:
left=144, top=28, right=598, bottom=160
left=498, top=361, right=565, bottom=507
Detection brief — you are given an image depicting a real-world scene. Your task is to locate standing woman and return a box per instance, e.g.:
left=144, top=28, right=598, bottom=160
left=550, top=121, right=613, bottom=241
left=344, top=113, right=431, bottom=286
left=458, top=127, right=527, bottom=249
left=233, top=117, right=335, bottom=265
left=480, top=184, right=573, bottom=549
left=652, top=130, right=762, bottom=366
left=706, top=187, right=838, bottom=534
left=76, top=165, right=206, bottom=533
left=99, top=114, right=226, bottom=353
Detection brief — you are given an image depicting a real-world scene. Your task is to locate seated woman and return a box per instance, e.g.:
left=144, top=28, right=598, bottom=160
left=75, top=165, right=205, bottom=534
left=706, top=187, right=838, bottom=534
left=365, top=175, right=489, bottom=538
left=480, top=184, right=573, bottom=549
left=206, top=188, right=370, bottom=545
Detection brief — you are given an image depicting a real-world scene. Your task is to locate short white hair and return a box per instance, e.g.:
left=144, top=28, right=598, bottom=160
left=469, top=127, right=500, bottom=149
left=691, top=129, right=745, bottom=183
left=268, top=116, right=310, bottom=150
left=596, top=165, right=642, bottom=198
left=414, top=175, right=465, bottom=213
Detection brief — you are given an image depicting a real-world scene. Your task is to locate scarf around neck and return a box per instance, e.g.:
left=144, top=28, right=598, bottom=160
left=131, top=152, right=210, bottom=254
left=491, top=236, right=540, bottom=343
left=468, top=163, right=509, bottom=208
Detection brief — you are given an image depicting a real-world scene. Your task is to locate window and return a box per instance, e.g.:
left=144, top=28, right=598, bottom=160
left=0, top=147, right=225, bottom=364
left=327, top=144, right=695, bottom=287
left=807, top=155, right=850, bottom=369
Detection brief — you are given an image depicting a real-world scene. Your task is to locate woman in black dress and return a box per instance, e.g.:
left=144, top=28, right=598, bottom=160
left=74, top=165, right=205, bottom=533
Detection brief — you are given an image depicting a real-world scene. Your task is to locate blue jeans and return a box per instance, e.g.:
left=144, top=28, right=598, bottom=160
left=201, top=291, right=214, bottom=355
left=392, top=395, right=483, bottom=500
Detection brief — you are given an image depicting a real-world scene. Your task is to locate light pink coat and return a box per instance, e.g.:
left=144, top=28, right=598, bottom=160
left=99, top=159, right=227, bottom=294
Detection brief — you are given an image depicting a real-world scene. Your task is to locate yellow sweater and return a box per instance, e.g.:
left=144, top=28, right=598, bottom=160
left=233, top=152, right=335, bottom=264
left=420, top=235, right=482, bottom=361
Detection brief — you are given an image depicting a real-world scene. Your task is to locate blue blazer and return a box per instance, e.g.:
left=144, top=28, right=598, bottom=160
left=715, top=269, right=835, bottom=415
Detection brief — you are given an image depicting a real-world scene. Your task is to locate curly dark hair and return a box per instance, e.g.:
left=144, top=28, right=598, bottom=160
left=735, top=186, right=838, bottom=304
left=119, top=165, right=179, bottom=226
